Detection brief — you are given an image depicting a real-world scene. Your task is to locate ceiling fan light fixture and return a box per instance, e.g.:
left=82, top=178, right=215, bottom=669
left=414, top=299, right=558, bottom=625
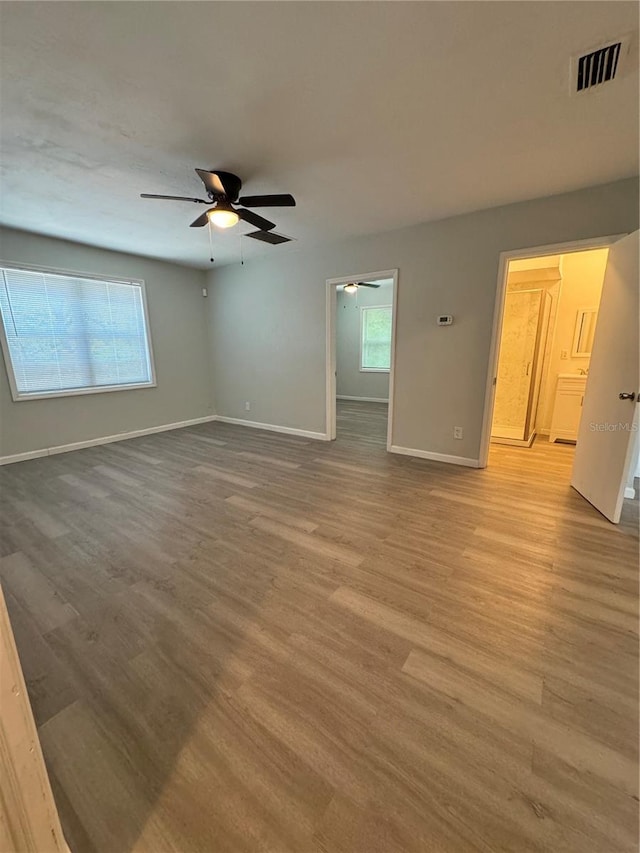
left=344, top=283, right=358, bottom=294
left=208, top=205, right=239, bottom=229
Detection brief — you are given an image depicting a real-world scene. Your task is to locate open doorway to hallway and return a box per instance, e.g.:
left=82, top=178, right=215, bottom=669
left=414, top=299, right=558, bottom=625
left=335, top=277, right=393, bottom=447
left=325, top=270, right=398, bottom=448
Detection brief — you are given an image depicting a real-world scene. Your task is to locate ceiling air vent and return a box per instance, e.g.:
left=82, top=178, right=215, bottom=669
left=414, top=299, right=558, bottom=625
left=572, top=36, right=630, bottom=94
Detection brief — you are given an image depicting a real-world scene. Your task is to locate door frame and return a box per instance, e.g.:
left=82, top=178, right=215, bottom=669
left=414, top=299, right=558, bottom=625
left=478, top=234, right=626, bottom=469
left=325, top=268, right=399, bottom=448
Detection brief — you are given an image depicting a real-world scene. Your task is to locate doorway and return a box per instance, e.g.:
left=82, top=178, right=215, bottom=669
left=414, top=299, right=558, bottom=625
left=325, top=269, right=398, bottom=447
left=490, top=247, right=609, bottom=452
left=480, top=233, right=639, bottom=523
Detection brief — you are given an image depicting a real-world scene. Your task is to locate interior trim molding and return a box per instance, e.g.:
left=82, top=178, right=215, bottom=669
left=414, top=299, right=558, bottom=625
left=0, top=415, right=218, bottom=466
left=336, top=395, right=389, bottom=403
left=215, top=416, right=329, bottom=441
left=0, top=448, right=50, bottom=466
left=389, top=444, right=480, bottom=468
left=490, top=433, right=536, bottom=448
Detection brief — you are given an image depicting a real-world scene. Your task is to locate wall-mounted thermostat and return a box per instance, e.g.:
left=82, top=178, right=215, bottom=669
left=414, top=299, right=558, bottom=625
left=437, top=315, right=453, bottom=326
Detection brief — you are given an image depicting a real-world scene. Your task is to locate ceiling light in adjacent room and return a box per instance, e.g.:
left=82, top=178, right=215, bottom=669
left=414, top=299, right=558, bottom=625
left=344, top=283, right=358, bottom=294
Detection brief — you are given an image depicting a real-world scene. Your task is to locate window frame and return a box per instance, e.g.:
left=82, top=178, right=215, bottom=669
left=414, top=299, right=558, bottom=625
left=0, top=260, right=157, bottom=402
left=359, top=304, right=393, bottom=373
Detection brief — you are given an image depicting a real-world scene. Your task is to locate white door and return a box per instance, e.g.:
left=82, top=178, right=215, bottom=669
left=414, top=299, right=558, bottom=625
left=571, top=230, right=639, bottom=523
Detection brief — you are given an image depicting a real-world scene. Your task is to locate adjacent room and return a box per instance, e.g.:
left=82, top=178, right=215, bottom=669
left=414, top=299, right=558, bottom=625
left=492, top=248, right=608, bottom=449
left=335, top=276, right=394, bottom=448
left=0, top=2, right=638, bottom=852
left=489, top=244, right=640, bottom=503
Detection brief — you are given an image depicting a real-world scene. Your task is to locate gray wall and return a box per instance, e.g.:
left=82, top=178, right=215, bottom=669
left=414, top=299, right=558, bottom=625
left=2, top=178, right=637, bottom=462
left=0, top=227, right=212, bottom=458
left=336, top=281, right=392, bottom=400
left=206, top=178, right=639, bottom=460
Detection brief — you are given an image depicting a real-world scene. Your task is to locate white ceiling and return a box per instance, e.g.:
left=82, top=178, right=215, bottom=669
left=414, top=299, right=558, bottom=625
left=0, top=2, right=637, bottom=269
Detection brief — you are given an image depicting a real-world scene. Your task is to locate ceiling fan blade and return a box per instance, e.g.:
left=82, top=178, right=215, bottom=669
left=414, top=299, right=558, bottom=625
left=190, top=209, right=214, bottom=228
left=195, top=169, right=226, bottom=196
left=245, top=231, right=292, bottom=245
left=238, top=194, right=296, bottom=208
left=195, top=169, right=241, bottom=200
left=359, top=282, right=381, bottom=288
left=237, top=209, right=276, bottom=231
left=141, top=193, right=206, bottom=203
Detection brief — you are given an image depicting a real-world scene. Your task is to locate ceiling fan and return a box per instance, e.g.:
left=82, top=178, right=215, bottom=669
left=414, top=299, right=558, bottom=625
left=342, top=281, right=381, bottom=293
left=140, top=169, right=295, bottom=243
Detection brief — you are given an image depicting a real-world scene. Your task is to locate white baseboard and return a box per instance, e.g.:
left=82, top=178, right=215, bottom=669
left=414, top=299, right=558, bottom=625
left=0, top=448, right=50, bottom=465
left=215, top=416, right=329, bottom=441
left=337, top=395, right=389, bottom=403
left=490, top=433, right=536, bottom=448
left=491, top=424, right=525, bottom=441
left=389, top=444, right=480, bottom=468
left=624, top=486, right=636, bottom=500
left=0, top=415, right=218, bottom=466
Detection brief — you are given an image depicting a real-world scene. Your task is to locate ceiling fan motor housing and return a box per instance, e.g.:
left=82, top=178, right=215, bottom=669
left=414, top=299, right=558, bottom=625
left=208, top=171, right=242, bottom=201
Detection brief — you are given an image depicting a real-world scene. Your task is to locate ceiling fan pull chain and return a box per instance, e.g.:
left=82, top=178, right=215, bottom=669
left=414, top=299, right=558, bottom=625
left=240, top=234, right=244, bottom=266
left=208, top=219, right=214, bottom=263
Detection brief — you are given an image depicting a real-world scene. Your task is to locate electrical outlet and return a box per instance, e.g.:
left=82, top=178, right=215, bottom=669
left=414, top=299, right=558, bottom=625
left=453, top=426, right=463, bottom=440
left=561, top=349, right=568, bottom=359
left=244, top=401, right=251, bottom=412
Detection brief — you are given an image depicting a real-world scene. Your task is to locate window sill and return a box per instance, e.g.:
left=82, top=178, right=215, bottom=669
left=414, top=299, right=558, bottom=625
left=9, top=381, right=157, bottom=403
left=359, top=368, right=390, bottom=374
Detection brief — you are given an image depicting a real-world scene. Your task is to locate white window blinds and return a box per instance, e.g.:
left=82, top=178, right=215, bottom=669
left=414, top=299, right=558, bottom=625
left=0, top=266, right=154, bottom=399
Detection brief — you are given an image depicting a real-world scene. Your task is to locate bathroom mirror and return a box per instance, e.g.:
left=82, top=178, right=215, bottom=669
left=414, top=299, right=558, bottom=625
left=572, top=307, right=598, bottom=358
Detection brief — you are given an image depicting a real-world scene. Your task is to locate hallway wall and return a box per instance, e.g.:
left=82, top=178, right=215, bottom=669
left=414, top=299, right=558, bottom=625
left=536, top=248, right=608, bottom=433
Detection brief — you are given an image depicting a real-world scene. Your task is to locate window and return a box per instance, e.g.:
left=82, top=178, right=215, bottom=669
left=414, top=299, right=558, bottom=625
left=360, top=305, right=392, bottom=371
left=0, top=264, right=155, bottom=401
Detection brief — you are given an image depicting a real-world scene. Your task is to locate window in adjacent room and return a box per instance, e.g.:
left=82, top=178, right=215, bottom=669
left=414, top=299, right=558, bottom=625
left=0, top=264, right=155, bottom=400
left=360, top=305, right=392, bottom=371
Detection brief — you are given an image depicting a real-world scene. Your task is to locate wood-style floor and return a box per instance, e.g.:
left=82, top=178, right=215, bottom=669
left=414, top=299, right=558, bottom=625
left=0, top=400, right=637, bottom=853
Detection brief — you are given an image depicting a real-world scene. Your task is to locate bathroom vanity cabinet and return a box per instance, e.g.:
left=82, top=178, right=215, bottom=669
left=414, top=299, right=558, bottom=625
left=549, top=374, right=588, bottom=443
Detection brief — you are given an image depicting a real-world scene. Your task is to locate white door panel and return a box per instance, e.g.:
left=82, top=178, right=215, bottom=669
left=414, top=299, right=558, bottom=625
left=571, top=231, right=639, bottom=523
